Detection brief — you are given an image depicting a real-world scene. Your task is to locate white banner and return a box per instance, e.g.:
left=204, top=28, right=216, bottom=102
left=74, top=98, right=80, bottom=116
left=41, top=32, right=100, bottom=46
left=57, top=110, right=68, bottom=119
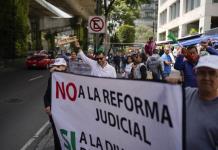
left=52, top=72, right=183, bottom=150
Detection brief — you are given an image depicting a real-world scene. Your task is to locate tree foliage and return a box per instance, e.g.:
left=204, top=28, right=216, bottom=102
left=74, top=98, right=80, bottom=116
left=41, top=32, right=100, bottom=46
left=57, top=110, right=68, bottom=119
left=105, top=0, right=150, bottom=17
left=189, top=28, right=198, bottom=35
left=117, top=24, right=135, bottom=43
left=99, top=0, right=151, bottom=27
left=0, top=0, right=16, bottom=58
left=0, top=0, right=29, bottom=58
left=135, top=25, right=153, bottom=43
left=110, top=0, right=140, bottom=25
left=99, top=0, right=151, bottom=45
left=15, top=0, right=30, bottom=57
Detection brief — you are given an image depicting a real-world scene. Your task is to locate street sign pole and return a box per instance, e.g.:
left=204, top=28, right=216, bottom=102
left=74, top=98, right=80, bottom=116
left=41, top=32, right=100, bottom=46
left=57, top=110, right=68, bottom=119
left=104, top=0, right=107, bottom=54
left=88, top=16, right=106, bottom=52
left=95, top=0, right=100, bottom=52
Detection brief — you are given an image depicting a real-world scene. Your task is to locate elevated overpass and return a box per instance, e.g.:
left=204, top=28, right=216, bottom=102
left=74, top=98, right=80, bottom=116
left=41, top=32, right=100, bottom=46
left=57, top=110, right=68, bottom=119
left=29, top=0, right=96, bottom=50
left=46, top=0, right=96, bottom=20
left=29, top=0, right=97, bottom=33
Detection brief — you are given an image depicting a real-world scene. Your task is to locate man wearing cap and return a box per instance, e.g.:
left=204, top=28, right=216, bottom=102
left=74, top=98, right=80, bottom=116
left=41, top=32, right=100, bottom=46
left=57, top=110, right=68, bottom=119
left=49, top=57, right=68, bottom=72
left=44, top=58, right=67, bottom=150
left=165, top=55, right=218, bottom=150
left=75, top=41, right=116, bottom=78
left=185, top=55, right=218, bottom=150
left=168, top=55, right=218, bottom=149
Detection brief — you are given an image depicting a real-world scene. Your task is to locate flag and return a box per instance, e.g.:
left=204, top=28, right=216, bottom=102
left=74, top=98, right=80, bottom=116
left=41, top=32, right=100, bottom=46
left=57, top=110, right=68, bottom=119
left=167, top=32, right=183, bottom=47
left=167, top=32, right=178, bottom=43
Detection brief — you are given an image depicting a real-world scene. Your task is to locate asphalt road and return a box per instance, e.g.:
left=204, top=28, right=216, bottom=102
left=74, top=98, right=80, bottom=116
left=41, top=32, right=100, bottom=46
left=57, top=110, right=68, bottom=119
left=0, top=66, right=50, bottom=150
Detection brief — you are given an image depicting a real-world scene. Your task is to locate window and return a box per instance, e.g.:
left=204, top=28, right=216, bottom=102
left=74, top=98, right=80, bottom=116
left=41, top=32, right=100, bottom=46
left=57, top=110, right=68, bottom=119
left=159, top=10, right=167, bottom=25
left=144, top=12, right=154, bottom=18
left=169, top=27, right=179, bottom=38
left=186, top=0, right=200, bottom=12
left=170, top=0, right=180, bottom=21
left=159, top=32, right=166, bottom=41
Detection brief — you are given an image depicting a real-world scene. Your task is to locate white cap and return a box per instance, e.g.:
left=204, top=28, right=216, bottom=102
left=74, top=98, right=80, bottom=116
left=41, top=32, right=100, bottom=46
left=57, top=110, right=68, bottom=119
left=195, top=55, right=218, bottom=69
left=52, top=58, right=67, bottom=66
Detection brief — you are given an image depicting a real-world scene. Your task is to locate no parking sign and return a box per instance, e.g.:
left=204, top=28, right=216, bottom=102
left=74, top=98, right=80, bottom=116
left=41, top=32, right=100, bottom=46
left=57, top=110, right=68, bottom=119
left=88, top=16, right=106, bottom=33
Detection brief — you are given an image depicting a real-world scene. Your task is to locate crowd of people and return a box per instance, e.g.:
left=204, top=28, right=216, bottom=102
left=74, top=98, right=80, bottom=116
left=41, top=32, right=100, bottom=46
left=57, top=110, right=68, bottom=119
left=43, top=37, right=218, bottom=150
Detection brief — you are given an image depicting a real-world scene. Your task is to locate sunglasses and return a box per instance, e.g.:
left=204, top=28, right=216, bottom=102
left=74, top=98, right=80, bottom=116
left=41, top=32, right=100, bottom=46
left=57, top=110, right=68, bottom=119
left=96, top=57, right=104, bottom=61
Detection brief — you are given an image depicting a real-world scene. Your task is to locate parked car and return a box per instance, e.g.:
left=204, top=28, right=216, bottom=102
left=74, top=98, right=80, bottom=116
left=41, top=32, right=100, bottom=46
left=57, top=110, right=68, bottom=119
left=25, top=54, right=53, bottom=69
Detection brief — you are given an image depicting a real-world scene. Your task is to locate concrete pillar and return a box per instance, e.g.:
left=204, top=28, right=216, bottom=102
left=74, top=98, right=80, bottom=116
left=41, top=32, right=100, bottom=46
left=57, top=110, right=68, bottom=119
left=181, top=24, right=187, bottom=37
left=178, top=25, right=182, bottom=38
left=199, top=16, right=211, bottom=33
left=166, top=30, right=169, bottom=41
left=157, top=33, right=160, bottom=41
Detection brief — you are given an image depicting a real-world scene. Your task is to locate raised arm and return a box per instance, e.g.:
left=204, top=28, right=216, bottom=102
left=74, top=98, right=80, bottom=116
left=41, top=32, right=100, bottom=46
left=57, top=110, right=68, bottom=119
left=75, top=40, right=96, bottom=67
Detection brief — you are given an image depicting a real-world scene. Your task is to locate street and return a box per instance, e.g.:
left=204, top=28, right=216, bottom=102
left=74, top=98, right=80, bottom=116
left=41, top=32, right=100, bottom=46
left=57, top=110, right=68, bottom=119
left=0, top=66, right=50, bottom=150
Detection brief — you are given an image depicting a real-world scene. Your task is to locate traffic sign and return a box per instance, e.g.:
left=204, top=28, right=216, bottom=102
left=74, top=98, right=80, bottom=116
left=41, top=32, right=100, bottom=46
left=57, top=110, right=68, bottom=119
left=88, top=16, right=105, bottom=33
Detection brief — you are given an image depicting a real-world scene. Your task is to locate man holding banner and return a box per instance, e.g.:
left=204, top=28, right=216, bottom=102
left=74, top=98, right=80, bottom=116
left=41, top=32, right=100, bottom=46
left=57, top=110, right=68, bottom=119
left=44, top=58, right=68, bottom=150
left=185, top=55, right=218, bottom=150
left=166, top=55, right=218, bottom=150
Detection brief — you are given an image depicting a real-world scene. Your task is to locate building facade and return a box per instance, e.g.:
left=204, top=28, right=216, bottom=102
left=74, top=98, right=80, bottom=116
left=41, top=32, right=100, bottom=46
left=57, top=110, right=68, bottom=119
left=135, top=0, right=158, bottom=33
left=157, top=0, right=218, bottom=42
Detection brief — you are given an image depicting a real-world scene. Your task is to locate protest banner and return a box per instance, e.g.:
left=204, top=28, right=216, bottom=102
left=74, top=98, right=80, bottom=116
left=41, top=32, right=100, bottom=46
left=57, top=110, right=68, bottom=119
left=51, top=72, right=184, bottom=150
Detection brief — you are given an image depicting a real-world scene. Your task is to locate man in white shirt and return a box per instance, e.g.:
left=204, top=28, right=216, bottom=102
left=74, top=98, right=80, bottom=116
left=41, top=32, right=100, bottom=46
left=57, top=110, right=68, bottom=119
left=75, top=41, right=117, bottom=78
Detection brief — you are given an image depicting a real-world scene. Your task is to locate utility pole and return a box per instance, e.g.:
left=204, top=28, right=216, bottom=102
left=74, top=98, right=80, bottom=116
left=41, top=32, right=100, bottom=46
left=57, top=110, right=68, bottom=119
left=94, top=0, right=100, bottom=52
left=104, top=0, right=109, bottom=54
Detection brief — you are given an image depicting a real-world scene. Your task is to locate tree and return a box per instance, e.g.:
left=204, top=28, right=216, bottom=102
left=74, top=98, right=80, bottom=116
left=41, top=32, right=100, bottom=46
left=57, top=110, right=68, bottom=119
left=0, top=0, right=30, bottom=59
left=109, top=0, right=140, bottom=25
left=103, top=0, right=150, bottom=17
left=0, top=0, right=16, bottom=59
left=98, top=0, right=151, bottom=44
left=189, top=28, right=198, bottom=35
left=135, top=25, right=154, bottom=43
left=15, top=0, right=30, bottom=57
left=117, top=24, right=135, bottom=43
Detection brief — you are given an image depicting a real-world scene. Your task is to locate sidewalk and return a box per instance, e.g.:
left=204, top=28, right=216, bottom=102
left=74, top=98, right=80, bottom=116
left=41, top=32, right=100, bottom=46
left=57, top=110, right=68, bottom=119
left=34, top=126, right=54, bottom=150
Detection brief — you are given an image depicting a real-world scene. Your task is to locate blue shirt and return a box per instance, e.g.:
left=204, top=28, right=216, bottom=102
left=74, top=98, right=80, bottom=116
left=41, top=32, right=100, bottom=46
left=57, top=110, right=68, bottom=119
left=161, top=53, right=172, bottom=74
left=186, top=87, right=218, bottom=150
left=207, top=46, right=218, bottom=55
left=174, top=55, right=197, bottom=87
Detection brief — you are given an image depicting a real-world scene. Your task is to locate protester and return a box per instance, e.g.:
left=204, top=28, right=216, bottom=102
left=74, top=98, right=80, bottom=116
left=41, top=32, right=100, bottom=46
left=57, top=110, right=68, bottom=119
left=75, top=40, right=117, bottom=78
left=186, top=55, right=218, bottom=150
left=120, top=52, right=127, bottom=73
left=166, top=55, right=218, bottom=150
left=87, top=48, right=95, bottom=59
left=62, top=50, right=91, bottom=75
left=161, top=46, right=173, bottom=79
left=44, top=58, right=68, bottom=150
left=174, top=46, right=199, bottom=87
left=144, top=36, right=156, bottom=56
left=113, top=52, right=121, bottom=73
left=130, top=53, right=147, bottom=80
left=146, top=49, right=164, bottom=80
left=200, top=39, right=218, bottom=55
left=159, top=45, right=165, bottom=56
left=123, top=54, right=133, bottom=78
